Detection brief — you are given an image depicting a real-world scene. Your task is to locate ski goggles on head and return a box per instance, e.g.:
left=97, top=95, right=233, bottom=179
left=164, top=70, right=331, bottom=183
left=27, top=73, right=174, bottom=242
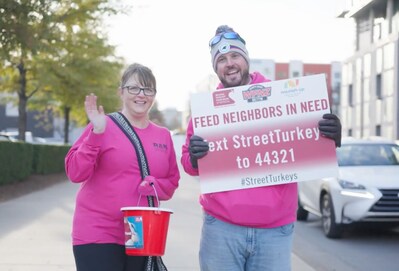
left=209, top=32, right=246, bottom=47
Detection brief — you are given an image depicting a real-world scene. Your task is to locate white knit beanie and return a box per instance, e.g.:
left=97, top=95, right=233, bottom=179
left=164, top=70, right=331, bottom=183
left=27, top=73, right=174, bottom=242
left=210, top=26, right=249, bottom=71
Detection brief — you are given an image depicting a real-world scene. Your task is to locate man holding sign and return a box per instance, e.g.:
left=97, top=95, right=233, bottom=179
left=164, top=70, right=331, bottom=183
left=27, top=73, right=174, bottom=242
left=181, top=25, right=341, bottom=271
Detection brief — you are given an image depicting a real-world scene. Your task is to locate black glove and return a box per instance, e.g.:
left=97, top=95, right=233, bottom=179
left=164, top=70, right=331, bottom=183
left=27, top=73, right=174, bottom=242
left=318, top=113, right=342, bottom=147
left=189, top=135, right=209, bottom=168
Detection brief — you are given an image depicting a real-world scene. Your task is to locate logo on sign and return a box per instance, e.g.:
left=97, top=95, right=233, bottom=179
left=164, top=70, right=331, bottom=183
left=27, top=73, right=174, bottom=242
left=212, top=89, right=235, bottom=107
left=281, top=79, right=304, bottom=97
left=242, top=84, right=271, bottom=103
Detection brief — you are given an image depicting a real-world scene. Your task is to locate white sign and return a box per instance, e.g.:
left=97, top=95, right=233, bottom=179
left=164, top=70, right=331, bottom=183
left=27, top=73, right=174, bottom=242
left=190, top=74, right=339, bottom=194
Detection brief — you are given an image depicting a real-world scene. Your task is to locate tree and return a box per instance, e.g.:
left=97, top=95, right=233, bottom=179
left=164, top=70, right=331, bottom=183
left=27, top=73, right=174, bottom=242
left=34, top=26, right=124, bottom=143
left=0, top=0, right=121, bottom=141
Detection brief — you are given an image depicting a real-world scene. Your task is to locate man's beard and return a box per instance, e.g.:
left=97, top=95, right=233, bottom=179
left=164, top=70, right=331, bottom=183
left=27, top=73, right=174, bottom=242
left=219, top=69, right=250, bottom=88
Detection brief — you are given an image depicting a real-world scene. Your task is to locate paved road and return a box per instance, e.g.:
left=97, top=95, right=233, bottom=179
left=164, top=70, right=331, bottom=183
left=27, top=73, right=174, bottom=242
left=0, top=172, right=314, bottom=271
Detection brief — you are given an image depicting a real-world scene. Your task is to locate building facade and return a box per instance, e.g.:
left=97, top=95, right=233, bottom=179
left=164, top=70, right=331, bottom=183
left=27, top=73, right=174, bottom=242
left=250, top=59, right=342, bottom=114
left=339, top=0, right=399, bottom=140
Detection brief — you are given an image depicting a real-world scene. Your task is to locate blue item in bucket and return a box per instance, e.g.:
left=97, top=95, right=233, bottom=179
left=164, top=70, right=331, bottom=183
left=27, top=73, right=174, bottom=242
left=125, top=216, right=144, bottom=249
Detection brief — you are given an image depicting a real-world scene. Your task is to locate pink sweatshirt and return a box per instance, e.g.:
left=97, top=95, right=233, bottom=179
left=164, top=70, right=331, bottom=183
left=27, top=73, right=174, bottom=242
left=181, top=72, right=298, bottom=228
left=65, top=116, right=180, bottom=245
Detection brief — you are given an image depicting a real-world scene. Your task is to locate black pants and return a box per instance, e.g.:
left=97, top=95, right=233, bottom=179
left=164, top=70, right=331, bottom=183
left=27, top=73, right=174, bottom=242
left=73, top=243, right=146, bottom=271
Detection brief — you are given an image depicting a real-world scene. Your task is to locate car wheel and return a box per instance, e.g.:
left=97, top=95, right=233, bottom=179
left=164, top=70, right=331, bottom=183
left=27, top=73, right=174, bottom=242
left=321, top=193, right=343, bottom=238
left=297, top=199, right=309, bottom=221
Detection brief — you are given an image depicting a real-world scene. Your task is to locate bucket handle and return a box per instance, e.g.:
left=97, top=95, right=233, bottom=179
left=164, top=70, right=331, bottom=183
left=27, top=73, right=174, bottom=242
left=137, top=182, right=160, bottom=207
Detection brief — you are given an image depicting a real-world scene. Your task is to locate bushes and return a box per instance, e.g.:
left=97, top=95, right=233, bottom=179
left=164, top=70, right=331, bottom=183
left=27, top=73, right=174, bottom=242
left=32, top=144, right=70, bottom=174
left=0, top=141, right=70, bottom=186
left=0, top=141, right=33, bottom=184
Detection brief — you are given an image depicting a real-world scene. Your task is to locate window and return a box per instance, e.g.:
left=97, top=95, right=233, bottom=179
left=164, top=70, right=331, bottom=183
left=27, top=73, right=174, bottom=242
left=376, top=73, right=382, bottom=99
left=277, top=72, right=287, bottom=79
left=376, top=125, right=381, bottom=136
left=348, top=84, right=353, bottom=106
left=338, top=144, right=399, bottom=166
left=373, top=18, right=383, bottom=42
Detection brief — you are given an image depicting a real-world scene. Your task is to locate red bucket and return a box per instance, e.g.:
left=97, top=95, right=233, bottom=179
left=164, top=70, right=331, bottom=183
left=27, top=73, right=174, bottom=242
left=121, top=206, right=173, bottom=256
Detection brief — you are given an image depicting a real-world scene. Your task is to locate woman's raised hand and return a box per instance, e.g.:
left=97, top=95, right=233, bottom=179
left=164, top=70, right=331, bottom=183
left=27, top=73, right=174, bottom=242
left=84, top=93, right=106, bottom=134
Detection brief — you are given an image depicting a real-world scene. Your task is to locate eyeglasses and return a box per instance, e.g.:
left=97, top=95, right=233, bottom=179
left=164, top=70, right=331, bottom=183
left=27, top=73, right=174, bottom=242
left=122, top=85, right=157, bottom=96
left=209, top=32, right=246, bottom=47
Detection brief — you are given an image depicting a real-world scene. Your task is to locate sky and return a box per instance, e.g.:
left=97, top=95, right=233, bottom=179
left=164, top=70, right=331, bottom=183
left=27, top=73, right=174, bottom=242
left=105, top=0, right=355, bottom=111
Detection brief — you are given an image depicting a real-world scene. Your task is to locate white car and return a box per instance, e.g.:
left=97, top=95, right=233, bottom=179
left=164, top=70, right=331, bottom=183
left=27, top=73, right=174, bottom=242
left=0, top=131, right=49, bottom=144
left=297, top=137, right=399, bottom=238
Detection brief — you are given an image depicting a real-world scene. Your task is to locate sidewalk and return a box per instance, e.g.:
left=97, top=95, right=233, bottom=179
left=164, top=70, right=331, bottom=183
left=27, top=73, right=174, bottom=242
left=0, top=173, right=314, bottom=271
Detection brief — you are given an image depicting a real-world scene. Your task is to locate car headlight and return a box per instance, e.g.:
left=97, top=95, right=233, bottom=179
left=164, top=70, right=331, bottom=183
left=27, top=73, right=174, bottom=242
left=338, top=180, right=366, bottom=190
left=338, top=180, right=374, bottom=199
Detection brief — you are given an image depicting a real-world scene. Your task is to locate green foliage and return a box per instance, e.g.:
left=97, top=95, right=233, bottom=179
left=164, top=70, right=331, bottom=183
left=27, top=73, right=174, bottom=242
left=15, top=45, right=124, bottom=140
left=0, top=0, right=57, bottom=60
left=33, top=25, right=124, bottom=126
left=32, top=144, right=70, bottom=174
left=0, top=141, right=71, bottom=185
left=0, top=141, right=33, bottom=184
left=0, top=0, right=127, bottom=140
left=0, top=0, right=120, bottom=62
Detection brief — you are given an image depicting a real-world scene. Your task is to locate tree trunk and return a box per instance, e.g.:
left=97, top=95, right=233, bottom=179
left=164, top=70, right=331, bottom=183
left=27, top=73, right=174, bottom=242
left=17, top=60, right=28, bottom=142
left=64, top=106, right=70, bottom=144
